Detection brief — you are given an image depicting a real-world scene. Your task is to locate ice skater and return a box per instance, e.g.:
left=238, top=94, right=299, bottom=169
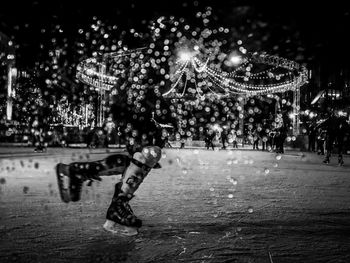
left=56, top=115, right=164, bottom=236
left=205, top=129, right=215, bottom=150
left=321, top=111, right=349, bottom=165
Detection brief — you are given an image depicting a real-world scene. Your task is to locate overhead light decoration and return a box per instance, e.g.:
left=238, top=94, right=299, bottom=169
left=164, top=51, right=308, bottom=98
left=75, top=10, right=308, bottom=99
left=77, top=48, right=308, bottom=99
left=229, top=54, right=242, bottom=65
left=178, top=50, right=194, bottom=62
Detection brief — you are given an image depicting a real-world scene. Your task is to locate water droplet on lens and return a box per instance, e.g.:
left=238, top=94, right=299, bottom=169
left=264, top=168, right=270, bottom=174
left=230, top=178, right=238, bottom=185
left=247, top=207, right=253, bottom=213
left=276, top=154, right=282, bottom=160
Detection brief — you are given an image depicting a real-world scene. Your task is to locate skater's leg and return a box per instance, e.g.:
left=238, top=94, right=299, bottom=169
left=56, top=154, right=131, bottom=202
left=104, top=146, right=162, bottom=236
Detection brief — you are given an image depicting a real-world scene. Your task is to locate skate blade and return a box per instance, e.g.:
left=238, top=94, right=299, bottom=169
left=103, top=220, right=139, bottom=236
left=56, top=163, right=71, bottom=203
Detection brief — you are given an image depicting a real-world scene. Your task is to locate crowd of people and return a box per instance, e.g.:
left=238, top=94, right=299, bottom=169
left=202, top=124, right=288, bottom=153
left=29, top=119, right=291, bottom=155
left=307, top=110, right=349, bottom=166
left=28, top=108, right=350, bottom=165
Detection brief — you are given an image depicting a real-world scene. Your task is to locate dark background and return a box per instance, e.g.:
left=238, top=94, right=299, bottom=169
left=1, top=0, right=350, bottom=67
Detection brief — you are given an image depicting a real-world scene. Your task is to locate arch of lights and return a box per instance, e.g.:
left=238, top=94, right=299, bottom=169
left=76, top=50, right=308, bottom=97
left=76, top=49, right=308, bottom=134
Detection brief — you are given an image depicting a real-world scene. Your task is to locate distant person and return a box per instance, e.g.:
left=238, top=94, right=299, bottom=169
left=205, top=130, right=215, bottom=150
left=32, top=118, right=46, bottom=152
left=164, top=136, right=172, bottom=148
left=252, top=129, right=260, bottom=150
left=275, top=125, right=287, bottom=154
left=316, top=128, right=326, bottom=155
left=259, top=120, right=269, bottom=151
left=104, top=116, right=117, bottom=147
left=33, top=128, right=46, bottom=152
left=221, top=129, right=228, bottom=149
left=180, top=137, right=186, bottom=149
left=308, top=122, right=317, bottom=152
left=336, top=116, right=349, bottom=166
left=321, top=112, right=349, bottom=165
left=268, top=131, right=276, bottom=152
left=321, top=111, right=339, bottom=164
left=232, top=130, right=238, bottom=149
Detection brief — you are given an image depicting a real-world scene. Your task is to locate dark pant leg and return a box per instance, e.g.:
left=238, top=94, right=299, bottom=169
left=70, top=154, right=130, bottom=178
left=337, top=138, right=344, bottom=161
left=325, top=136, right=335, bottom=159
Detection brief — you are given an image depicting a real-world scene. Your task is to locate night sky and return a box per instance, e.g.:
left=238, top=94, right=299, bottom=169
left=1, top=0, right=350, bottom=67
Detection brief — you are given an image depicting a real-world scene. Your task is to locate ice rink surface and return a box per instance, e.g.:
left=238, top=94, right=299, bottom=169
left=0, top=147, right=350, bottom=263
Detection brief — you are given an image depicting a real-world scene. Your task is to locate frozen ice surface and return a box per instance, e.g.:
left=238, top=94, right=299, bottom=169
left=0, top=147, right=350, bottom=262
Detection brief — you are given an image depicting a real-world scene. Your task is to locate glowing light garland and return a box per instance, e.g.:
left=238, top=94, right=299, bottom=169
left=76, top=57, right=117, bottom=90
left=76, top=49, right=308, bottom=98
left=189, top=53, right=308, bottom=96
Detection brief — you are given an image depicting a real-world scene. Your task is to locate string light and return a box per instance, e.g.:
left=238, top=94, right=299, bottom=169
left=77, top=49, right=307, bottom=98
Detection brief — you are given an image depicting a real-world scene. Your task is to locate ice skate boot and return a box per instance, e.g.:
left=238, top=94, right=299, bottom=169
left=56, top=154, right=130, bottom=203
left=103, top=146, right=162, bottom=236
left=103, top=182, right=142, bottom=236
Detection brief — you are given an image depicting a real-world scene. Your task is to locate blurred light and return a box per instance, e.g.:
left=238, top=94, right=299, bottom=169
left=212, top=124, right=220, bottom=131
left=338, top=111, right=347, bottom=117
left=230, top=55, right=241, bottom=65
left=178, top=50, right=193, bottom=62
